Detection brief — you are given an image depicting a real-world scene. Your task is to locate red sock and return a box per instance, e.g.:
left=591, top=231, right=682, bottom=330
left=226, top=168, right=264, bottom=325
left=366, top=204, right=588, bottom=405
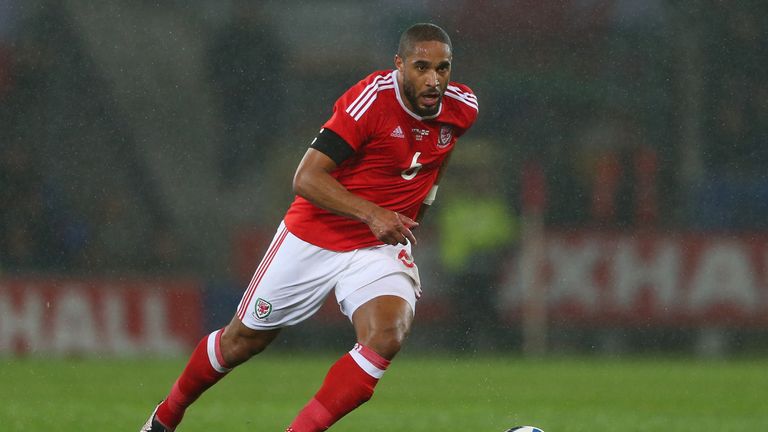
left=287, top=343, right=391, bottom=432
left=155, top=329, right=231, bottom=429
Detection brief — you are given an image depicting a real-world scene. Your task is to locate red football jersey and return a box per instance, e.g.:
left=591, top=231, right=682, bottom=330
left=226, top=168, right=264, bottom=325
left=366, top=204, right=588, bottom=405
left=284, top=69, right=478, bottom=251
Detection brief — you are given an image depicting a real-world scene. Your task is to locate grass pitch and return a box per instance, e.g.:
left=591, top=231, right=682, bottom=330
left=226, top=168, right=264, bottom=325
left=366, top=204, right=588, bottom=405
left=1, top=352, right=766, bottom=431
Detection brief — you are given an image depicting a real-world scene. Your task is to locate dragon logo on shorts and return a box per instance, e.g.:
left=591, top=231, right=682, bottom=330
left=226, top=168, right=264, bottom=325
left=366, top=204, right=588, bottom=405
left=254, top=298, right=273, bottom=320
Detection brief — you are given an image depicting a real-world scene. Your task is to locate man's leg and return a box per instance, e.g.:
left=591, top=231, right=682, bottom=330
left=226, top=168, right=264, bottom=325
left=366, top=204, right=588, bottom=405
left=146, top=317, right=280, bottom=430
left=287, top=294, right=413, bottom=432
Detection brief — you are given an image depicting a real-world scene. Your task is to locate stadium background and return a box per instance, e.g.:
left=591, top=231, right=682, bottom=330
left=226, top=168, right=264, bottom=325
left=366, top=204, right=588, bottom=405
left=0, top=1, right=767, bottom=430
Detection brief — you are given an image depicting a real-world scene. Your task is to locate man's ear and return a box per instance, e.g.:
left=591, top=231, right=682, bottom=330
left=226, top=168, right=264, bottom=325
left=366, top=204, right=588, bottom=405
left=394, top=54, right=404, bottom=73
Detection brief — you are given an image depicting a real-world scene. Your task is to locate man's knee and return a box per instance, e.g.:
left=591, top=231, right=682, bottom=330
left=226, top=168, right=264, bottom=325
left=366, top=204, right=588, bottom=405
left=362, top=323, right=410, bottom=359
left=353, top=295, right=414, bottom=360
left=220, top=318, right=280, bottom=367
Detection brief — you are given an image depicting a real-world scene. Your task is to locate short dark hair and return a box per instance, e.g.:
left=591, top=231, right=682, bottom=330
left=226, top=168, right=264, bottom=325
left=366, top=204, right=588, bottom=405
left=397, top=23, right=452, bottom=59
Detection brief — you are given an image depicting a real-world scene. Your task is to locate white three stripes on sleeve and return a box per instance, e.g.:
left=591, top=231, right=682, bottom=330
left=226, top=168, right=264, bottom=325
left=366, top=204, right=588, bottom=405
left=346, top=75, right=394, bottom=121
left=447, top=85, right=477, bottom=101
left=445, top=85, right=478, bottom=110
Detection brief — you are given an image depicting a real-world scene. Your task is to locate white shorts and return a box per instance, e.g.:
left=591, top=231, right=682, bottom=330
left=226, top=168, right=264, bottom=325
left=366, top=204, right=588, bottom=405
left=235, top=221, right=421, bottom=330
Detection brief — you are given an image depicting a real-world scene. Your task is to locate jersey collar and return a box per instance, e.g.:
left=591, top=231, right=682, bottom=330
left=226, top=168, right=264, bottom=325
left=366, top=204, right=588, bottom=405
left=392, top=70, right=442, bottom=121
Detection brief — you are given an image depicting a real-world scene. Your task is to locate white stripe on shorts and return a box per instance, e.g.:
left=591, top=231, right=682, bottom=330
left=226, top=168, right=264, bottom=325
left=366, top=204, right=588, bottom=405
left=237, top=226, right=289, bottom=320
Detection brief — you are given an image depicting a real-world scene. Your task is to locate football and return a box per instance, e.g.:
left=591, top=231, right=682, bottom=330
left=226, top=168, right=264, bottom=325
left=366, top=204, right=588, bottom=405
left=505, top=427, right=544, bottom=432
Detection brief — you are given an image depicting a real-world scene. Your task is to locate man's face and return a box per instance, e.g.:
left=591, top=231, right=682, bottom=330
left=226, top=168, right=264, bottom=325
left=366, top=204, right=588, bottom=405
left=395, top=40, right=452, bottom=117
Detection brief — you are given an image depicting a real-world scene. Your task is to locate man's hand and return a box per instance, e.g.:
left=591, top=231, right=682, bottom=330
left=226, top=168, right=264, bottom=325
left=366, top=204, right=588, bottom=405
left=366, top=207, right=419, bottom=246
left=293, top=149, right=420, bottom=246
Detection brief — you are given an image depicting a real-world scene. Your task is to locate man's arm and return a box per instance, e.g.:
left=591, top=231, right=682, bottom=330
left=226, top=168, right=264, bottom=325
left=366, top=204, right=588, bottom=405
left=292, top=148, right=418, bottom=246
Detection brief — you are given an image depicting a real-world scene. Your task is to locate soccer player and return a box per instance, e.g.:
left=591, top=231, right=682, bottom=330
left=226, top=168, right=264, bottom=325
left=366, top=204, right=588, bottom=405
left=140, top=22, right=478, bottom=432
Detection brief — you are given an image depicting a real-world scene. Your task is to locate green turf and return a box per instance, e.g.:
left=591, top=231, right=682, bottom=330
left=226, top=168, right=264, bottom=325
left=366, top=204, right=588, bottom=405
left=0, top=352, right=766, bottom=431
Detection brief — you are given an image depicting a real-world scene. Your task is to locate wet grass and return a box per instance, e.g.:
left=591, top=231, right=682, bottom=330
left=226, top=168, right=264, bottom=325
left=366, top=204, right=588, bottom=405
left=1, top=353, right=766, bottom=431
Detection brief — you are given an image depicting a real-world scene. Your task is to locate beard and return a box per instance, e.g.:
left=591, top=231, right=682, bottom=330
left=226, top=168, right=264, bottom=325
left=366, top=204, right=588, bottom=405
left=403, top=79, right=442, bottom=117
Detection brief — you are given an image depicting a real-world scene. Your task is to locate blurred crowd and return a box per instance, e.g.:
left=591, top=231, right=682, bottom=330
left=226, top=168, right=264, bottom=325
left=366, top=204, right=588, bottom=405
left=0, top=2, right=185, bottom=275
left=0, top=0, right=766, bottom=278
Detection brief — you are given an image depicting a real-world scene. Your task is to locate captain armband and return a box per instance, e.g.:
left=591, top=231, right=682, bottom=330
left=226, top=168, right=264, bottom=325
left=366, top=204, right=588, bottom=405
left=423, top=185, right=439, bottom=205
left=309, top=128, right=355, bottom=166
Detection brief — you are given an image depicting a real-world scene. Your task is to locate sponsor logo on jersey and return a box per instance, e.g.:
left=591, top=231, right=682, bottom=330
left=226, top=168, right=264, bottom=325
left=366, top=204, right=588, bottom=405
left=411, top=128, right=430, bottom=141
left=398, top=249, right=415, bottom=268
left=438, top=125, right=453, bottom=148
left=390, top=125, right=405, bottom=138
left=254, top=297, right=273, bottom=320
